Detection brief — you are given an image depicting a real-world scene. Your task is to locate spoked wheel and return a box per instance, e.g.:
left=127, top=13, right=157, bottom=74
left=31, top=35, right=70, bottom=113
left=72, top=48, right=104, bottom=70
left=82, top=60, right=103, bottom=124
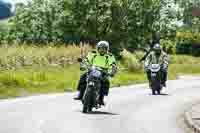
left=82, top=87, right=94, bottom=113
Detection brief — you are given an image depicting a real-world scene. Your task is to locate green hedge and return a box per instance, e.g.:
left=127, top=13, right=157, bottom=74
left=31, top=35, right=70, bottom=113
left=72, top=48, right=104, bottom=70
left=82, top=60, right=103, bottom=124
left=161, top=39, right=176, bottom=54
left=176, top=41, right=192, bottom=54
left=176, top=41, right=200, bottom=56
left=191, top=42, right=200, bottom=56
left=176, top=31, right=200, bottom=56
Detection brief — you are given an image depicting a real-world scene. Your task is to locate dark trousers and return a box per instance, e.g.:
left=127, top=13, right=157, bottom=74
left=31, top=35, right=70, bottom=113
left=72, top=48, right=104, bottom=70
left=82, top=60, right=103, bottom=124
left=77, top=72, right=110, bottom=98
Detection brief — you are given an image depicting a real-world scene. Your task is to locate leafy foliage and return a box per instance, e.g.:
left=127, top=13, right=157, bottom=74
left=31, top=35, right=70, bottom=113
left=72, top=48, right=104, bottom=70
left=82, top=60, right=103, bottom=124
left=176, top=31, right=200, bottom=55
left=0, top=0, right=199, bottom=56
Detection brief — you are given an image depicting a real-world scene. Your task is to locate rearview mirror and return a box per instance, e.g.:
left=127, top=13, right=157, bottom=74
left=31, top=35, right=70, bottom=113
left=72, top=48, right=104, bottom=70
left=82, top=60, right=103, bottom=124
left=77, top=58, right=83, bottom=62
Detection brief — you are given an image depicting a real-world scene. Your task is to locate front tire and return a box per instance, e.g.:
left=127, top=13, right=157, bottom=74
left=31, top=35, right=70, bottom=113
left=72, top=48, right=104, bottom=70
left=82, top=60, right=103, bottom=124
left=151, top=77, right=159, bottom=95
left=83, top=105, right=88, bottom=113
left=152, top=89, right=156, bottom=95
left=88, top=105, right=93, bottom=112
left=82, top=86, right=94, bottom=113
left=157, top=89, right=161, bottom=95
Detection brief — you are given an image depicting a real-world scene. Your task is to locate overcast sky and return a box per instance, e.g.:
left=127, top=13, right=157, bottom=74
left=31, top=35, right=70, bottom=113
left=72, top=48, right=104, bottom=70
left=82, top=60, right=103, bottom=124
left=1, top=0, right=28, bottom=4
left=1, top=0, right=29, bottom=12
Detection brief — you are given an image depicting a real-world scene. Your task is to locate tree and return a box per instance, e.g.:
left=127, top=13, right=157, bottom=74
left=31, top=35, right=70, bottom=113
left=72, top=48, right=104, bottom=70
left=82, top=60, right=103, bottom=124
left=5, top=0, right=197, bottom=57
left=8, top=0, right=72, bottom=43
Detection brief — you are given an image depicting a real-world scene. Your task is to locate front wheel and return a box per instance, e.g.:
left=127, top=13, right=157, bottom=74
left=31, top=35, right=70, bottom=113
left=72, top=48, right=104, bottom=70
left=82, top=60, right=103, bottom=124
left=82, top=86, right=94, bottom=113
left=88, top=105, right=93, bottom=112
left=82, top=104, right=93, bottom=113
left=152, top=89, right=156, bottom=95
left=151, top=77, right=160, bottom=95
left=83, top=105, right=88, bottom=113
left=157, top=89, right=161, bottom=95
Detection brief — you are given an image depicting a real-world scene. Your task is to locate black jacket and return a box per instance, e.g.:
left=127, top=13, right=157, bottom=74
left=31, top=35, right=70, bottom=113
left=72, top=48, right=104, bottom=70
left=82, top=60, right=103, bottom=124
left=140, top=39, right=160, bottom=62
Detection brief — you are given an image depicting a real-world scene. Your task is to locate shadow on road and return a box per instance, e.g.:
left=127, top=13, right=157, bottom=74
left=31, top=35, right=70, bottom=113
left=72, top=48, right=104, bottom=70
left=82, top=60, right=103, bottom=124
left=193, top=118, right=200, bottom=120
left=76, top=110, right=119, bottom=115
left=158, top=93, right=170, bottom=96
left=88, top=111, right=119, bottom=115
left=148, top=93, right=170, bottom=96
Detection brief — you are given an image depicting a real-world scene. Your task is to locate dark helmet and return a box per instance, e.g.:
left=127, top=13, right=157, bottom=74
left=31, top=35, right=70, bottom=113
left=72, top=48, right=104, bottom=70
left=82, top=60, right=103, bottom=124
left=153, top=43, right=161, bottom=55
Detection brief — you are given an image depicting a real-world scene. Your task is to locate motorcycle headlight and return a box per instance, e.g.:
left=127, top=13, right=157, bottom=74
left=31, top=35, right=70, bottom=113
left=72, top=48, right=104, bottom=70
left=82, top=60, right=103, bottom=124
left=150, top=64, right=160, bottom=72
left=90, top=69, right=102, bottom=78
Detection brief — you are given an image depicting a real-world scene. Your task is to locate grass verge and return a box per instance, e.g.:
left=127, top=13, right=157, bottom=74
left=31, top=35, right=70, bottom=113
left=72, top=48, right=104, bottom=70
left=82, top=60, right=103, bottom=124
left=0, top=62, right=199, bottom=98
left=0, top=45, right=199, bottom=98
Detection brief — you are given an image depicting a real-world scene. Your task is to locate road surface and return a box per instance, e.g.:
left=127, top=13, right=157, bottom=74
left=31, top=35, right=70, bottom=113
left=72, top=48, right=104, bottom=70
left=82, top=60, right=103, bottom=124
left=0, top=76, right=200, bottom=133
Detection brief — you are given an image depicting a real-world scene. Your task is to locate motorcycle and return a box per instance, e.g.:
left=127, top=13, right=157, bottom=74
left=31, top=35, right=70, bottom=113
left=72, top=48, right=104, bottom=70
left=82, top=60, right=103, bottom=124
left=149, top=64, right=162, bottom=95
left=77, top=58, right=109, bottom=113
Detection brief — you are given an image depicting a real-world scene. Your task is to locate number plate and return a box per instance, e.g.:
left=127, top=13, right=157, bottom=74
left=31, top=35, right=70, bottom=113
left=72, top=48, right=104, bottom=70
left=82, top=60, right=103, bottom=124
left=151, top=73, right=157, bottom=77
left=88, top=82, right=94, bottom=86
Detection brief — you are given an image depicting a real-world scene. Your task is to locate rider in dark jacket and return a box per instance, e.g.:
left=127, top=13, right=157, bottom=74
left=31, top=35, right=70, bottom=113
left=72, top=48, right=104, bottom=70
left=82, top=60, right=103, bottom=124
left=144, top=43, right=169, bottom=88
left=140, top=33, right=161, bottom=62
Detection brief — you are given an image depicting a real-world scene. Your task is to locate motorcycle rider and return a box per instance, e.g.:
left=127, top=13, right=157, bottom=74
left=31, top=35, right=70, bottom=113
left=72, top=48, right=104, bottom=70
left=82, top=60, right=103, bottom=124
left=144, top=43, right=169, bottom=88
left=74, top=41, right=117, bottom=105
left=140, top=32, right=161, bottom=62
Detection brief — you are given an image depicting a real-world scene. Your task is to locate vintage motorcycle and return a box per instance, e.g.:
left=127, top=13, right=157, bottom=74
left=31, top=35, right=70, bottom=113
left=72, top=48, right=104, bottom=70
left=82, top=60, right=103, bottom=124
left=77, top=58, right=109, bottom=113
left=82, top=66, right=107, bottom=113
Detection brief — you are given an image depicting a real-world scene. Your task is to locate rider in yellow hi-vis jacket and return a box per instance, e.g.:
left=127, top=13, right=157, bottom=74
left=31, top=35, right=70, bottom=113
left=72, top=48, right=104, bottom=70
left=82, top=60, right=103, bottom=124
left=74, top=41, right=117, bottom=105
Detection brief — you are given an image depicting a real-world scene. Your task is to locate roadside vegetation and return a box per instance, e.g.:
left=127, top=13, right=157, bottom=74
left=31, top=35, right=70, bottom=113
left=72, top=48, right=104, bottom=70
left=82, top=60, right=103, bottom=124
left=0, top=0, right=199, bottom=98
left=0, top=44, right=199, bottom=98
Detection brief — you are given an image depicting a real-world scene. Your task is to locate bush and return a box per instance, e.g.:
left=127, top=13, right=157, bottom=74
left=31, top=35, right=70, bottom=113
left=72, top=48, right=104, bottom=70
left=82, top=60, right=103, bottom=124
left=176, top=41, right=192, bottom=54
left=134, top=51, right=145, bottom=60
left=160, top=39, right=176, bottom=54
left=120, top=49, right=142, bottom=72
left=176, top=31, right=200, bottom=55
left=176, top=31, right=200, bottom=42
left=191, top=42, right=200, bottom=56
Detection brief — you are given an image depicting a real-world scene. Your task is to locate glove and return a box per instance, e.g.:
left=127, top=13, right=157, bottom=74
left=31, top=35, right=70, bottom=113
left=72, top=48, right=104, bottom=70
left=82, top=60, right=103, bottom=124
left=110, top=64, right=117, bottom=77
left=144, top=65, right=149, bottom=72
left=80, top=62, right=87, bottom=71
left=162, top=63, right=168, bottom=71
left=144, top=61, right=150, bottom=71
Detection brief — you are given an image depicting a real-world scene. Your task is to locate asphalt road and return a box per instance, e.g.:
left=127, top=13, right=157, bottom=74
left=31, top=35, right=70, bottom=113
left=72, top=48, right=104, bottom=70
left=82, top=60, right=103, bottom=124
left=0, top=76, right=200, bottom=133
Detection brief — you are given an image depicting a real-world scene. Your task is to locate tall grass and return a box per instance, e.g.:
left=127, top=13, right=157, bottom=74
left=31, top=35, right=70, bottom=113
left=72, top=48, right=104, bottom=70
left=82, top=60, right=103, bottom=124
left=120, top=49, right=142, bottom=72
left=0, top=44, right=91, bottom=70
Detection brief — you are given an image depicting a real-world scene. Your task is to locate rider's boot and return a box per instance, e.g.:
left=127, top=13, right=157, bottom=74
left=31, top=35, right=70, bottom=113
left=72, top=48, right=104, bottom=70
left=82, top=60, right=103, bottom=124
left=162, top=82, right=166, bottom=87
left=98, top=95, right=105, bottom=106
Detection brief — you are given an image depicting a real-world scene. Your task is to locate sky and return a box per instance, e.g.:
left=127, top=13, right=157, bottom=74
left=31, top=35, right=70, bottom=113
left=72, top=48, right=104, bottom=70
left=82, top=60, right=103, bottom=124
left=1, top=0, right=29, bottom=12
left=1, top=0, right=28, bottom=4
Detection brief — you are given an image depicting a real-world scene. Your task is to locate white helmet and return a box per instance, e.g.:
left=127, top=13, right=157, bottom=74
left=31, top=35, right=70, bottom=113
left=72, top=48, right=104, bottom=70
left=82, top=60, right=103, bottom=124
left=96, top=41, right=109, bottom=52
